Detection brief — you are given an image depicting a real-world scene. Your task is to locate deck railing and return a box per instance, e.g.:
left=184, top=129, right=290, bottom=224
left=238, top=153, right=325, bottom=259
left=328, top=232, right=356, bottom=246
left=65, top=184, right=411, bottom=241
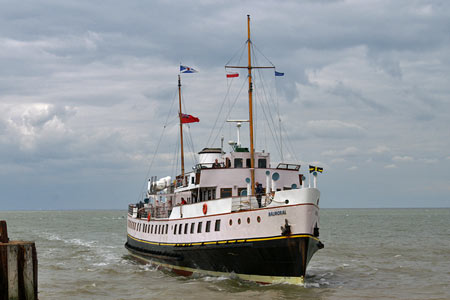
left=129, top=194, right=272, bottom=220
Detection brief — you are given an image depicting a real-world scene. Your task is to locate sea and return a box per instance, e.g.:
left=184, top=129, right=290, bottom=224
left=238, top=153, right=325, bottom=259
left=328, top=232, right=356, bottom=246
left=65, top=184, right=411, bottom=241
left=1, top=208, right=449, bottom=300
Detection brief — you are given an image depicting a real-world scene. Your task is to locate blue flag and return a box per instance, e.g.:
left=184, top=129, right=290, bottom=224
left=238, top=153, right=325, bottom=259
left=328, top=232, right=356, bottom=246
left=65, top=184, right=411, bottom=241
left=180, top=65, right=198, bottom=73
left=275, top=71, right=284, bottom=76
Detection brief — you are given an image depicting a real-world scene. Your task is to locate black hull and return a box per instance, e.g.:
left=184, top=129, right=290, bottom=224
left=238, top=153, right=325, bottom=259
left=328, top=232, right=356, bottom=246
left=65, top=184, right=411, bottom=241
left=125, top=234, right=323, bottom=284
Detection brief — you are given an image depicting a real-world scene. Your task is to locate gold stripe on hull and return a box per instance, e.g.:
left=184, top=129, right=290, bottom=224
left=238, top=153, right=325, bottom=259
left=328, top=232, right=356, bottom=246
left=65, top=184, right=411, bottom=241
left=127, top=233, right=320, bottom=247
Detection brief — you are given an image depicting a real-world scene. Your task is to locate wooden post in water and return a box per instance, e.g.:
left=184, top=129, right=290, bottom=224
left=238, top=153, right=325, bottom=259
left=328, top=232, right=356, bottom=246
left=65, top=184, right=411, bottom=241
left=0, top=220, right=38, bottom=300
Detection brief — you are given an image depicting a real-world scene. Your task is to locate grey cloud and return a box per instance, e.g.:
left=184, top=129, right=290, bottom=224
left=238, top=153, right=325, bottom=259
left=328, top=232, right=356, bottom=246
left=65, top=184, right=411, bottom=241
left=307, top=120, right=366, bottom=139
left=0, top=0, right=449, bottom=209
left=329, top=81, right=388, bottom=113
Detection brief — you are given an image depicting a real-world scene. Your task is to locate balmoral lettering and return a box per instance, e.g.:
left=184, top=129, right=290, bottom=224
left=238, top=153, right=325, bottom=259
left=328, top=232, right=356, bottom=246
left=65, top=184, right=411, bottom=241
left=268, top=210, right=286, bottom=217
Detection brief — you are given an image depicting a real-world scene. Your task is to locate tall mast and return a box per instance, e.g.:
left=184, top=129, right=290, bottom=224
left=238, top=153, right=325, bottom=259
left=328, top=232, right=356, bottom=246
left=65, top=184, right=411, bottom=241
left=178, top=75, right=185, bottom=178
left=225, top=15, right=275, bottom=196
left=247, top=15, right=256, bottom=197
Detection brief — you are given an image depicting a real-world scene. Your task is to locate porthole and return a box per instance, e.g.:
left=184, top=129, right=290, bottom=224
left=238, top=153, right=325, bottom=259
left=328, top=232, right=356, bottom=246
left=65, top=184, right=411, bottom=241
left=238, top=218, right=241, bottom=225
left=229, top=219, right=232, bottom=226
left=257, top=216, right=261, bottom=223
left=247, top=217, right=250, bottom=224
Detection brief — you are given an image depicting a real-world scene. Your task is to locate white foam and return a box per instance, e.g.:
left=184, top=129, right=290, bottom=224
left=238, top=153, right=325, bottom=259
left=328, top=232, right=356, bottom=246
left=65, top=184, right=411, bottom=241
left=305, top=282, right=320, bottom=288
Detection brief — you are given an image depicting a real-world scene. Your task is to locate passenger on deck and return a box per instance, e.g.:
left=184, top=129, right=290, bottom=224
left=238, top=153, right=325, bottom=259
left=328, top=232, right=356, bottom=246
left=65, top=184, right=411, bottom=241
left=255, top=182, right=263, bottom=208
left=181, top=197, right=187, bottom=205
left=212, top=159, right=221, bottom=168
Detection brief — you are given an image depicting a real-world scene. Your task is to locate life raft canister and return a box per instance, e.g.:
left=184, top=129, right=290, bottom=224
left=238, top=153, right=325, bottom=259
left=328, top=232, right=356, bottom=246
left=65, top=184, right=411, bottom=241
left=202, top=203, right=207, bottom=215
left=147, top=212, right=151, bottom=222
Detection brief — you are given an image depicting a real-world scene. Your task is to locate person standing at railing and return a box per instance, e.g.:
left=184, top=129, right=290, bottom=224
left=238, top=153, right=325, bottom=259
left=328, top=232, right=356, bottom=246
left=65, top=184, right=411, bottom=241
left=255, top=182, right=263, bottom=208
left=212, top=159, right=221, bottom=168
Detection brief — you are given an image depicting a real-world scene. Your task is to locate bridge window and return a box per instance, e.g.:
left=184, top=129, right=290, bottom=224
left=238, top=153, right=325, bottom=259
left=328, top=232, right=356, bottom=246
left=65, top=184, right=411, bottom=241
left=178, top=223, right=182, bottom=234
left=258, top=159, right=266, bottom=168
left=184, top=223, right=188, bottom=234
left=197, top=222, right=203, bottom=233
left=234, top=158, right=243, bottom=168
left=246, top=158, right=251, bottom=168
left=206, top=220, right=211, bottom=232
left=190, top=223, right=195, bottom=234
left=174, top=224, right=177, bottom=235
left=220, top=188, right=232, bottom=198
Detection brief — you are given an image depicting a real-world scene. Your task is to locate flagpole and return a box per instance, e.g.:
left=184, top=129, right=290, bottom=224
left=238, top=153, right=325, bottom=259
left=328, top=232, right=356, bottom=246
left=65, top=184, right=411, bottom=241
left=247, top=14, right=256, bottom=197
left=178, top=74, right=185, bottom=178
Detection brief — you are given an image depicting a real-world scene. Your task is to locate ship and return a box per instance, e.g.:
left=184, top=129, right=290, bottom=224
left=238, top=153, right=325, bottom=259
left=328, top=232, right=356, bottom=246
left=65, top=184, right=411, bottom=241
left=125, top=15, right=324, bottom=285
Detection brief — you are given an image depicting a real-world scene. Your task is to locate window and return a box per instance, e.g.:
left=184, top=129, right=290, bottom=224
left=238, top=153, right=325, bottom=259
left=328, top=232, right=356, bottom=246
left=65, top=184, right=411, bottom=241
left=178, top=224, right=182, bottom=234
left=191, top=177, right=195, bottom=184
left=158, top=225, right=161, bottom=234
left=206, top=220, right=211, bottom=232
left=174, top=224, right=177, bottom=235
left=229, top=219, right=232, bottom=226
left=257, top=216, right=261, bottom=223
left=238, top=218, right=241, bottom=225
left=197, top=222, right=203, bottom=233
left=184, top=223, right=188, bottom=234
left=220, top=188, right=232, bottom=198
left=165, top=224, right=168, bottom=234
left=190, top=223, right=195, bottom=234
left=234, top=158, right=243, bottom=168
left=247, top=217, right=251, bottom=224
left=246, top=158, right=251, bottom=168
left=215, top=219, right=221, bottom=231
left=238, top=188, right=247, bottom=196
left=151, top=225, right=154, bottom=234
left=258, top=159, right=267, bottom=168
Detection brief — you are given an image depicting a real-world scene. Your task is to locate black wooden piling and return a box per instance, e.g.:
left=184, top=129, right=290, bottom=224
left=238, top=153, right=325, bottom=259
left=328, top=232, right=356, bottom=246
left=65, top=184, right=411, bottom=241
left=0, top=221, right=38, bottom=300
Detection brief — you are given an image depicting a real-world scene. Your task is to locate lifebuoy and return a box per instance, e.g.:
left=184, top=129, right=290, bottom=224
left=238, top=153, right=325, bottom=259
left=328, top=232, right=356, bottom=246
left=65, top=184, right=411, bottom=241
left=202, top=203, right=207, bottom=215
left=147, top=212, right=151, bottom=222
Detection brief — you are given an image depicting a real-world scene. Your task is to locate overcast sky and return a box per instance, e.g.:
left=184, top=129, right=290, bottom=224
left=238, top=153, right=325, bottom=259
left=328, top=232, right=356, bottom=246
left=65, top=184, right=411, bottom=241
left=1, top=0, right=449, bottom=210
